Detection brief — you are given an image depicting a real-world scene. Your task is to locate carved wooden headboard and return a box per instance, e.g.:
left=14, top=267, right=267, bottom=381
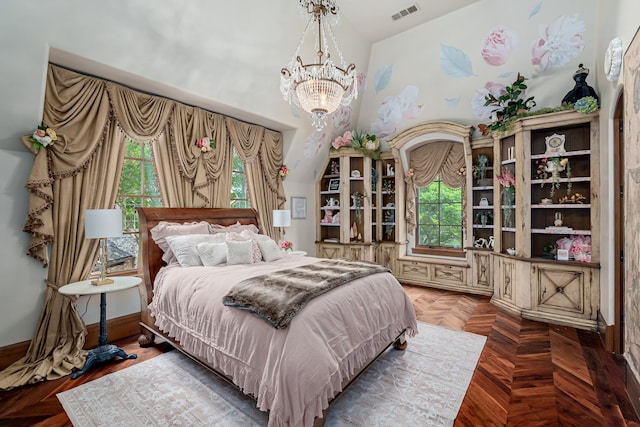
left=136, top=207, right=260, bottom=325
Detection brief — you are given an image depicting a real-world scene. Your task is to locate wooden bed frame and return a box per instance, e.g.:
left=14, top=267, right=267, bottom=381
left=135, top=207, right=407, bottom=426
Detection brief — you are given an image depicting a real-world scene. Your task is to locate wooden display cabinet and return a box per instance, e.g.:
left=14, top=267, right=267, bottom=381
left=491, top=110, right=600, bottom=330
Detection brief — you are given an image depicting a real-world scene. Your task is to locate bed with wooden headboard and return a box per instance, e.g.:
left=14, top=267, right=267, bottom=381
left=136, top=207, right=417, bottom=426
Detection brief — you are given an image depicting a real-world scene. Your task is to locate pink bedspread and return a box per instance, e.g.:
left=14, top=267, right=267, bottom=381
left=149, top=255, right=418, bottom=427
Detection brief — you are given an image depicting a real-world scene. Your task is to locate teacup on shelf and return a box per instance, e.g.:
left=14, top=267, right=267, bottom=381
left=540, top=198, right=552, bottom=205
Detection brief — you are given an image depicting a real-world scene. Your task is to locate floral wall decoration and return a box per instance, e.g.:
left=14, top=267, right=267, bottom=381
left=374, top=65, right=393, bottom=93
left=529, top=2, right=542, bottom=19
left=481, top=25, right=520, bottom=66
left=531, top=14, right=586, bottom=71
left=440, top=44, right=475, bottom=79
left=332, top=105, right=353, bottom=132
left=371, top=85, right=423, bottom=139
left=303, top=130, right=329, bottom=160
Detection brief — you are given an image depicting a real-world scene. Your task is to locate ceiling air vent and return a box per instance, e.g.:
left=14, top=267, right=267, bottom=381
left=391, top=4, right=420, bottom=21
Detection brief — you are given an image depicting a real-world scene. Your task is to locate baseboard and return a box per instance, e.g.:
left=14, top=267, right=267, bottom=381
left=84, top=312, right=141, bottom=348
left=626, top=361, right=640, bottom=419
left=0, top=312, right=141, bottom=371
left=597, top=310, right=615, bottom=352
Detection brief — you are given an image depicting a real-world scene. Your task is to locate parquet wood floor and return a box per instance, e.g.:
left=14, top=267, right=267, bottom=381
left=0, top=284, right=638, bottom=426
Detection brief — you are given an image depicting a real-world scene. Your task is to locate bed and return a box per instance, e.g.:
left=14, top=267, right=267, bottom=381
left=136, top=207, right=418, bottom=427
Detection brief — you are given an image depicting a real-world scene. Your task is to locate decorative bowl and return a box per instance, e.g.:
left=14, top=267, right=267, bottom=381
left=540, top=198, right=552, bottom=205
left=506, top=248, right=516, bottom=256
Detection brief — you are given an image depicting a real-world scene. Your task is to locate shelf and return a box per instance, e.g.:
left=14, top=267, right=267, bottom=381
left=530, top=149, right=590, bottom=160
left=320, top=190, right=340, bottom=195
left=531, top=228, right=591, bottom=235
left=382, top=206, right=396, bottom=210
left=531, top=204, right=591, bottom=209
left=320, top=223, right=341, bottom=227
left=472, top=186, right=493, bottom=191
left=501, top=227, right=516, bottom=232
left=320, top=206, right=341, bottom=210
left=531, top=176, right=590, bottom=185
left=382, top=222, right=395, bottom=226
left=501, top=159, right=516, bottom=165
left=473, top=205, right=494, bottom=209
left=473, top=224, right=494, bottom=229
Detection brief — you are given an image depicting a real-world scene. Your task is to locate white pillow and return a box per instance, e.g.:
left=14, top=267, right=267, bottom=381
left=197, top=242, right=227, bottom=266
left=166, top=234, right=226, bottom=267
left=226, top=240, right=254, bottom=265
left=150, top=221, right=211, bottom=264
left=209, top=221, right=259, bottom=235
left=257, top=239, right=284, bottom=262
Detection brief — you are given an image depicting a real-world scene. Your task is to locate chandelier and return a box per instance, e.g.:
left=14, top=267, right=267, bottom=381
left=280, top=0, right=358, bottom=131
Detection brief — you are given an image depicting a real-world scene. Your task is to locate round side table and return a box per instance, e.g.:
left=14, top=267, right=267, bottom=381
left=59, top=276, right=141, bottom=379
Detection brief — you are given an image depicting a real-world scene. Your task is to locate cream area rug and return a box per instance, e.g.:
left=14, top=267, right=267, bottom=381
left=58, top=322, right=486, bottom=426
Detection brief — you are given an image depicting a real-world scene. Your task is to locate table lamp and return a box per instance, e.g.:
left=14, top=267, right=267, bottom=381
left=272, top=209, right=291, bottom=247
left=85, top=208, right=123, bottom=285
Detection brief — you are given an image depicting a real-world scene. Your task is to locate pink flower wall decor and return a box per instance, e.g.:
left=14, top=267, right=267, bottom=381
left=472, top=82, right=506, bottom=120
left=481, top=25, right=520, bottom=66
left=371, top=85, right=423, bottom=139
left=531, top=14, right=586, bottom=71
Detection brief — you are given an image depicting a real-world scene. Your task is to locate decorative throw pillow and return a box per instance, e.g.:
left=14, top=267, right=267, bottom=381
left=209, top=221, right=259, bottom=235
left=196, top=242, right=227, bottom=266
left=150, top=221, right=210, bottom=264
left=258, top=238, right=284, bottom=262
left=225, top=231, right=264, bottom=263
left=226, top=240, right=254, bottom=265
left=166, top=234, right=226, bottom=267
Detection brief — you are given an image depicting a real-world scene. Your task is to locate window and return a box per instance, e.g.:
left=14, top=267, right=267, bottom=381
left=231, top=148, right=250, bottom=208
left=108, top=139, right=161, bottom=273
left=414, top=177, right=463, bottom=257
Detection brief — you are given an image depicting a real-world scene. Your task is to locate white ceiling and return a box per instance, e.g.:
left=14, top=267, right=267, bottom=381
left=339, top=0, right=481, bottom=42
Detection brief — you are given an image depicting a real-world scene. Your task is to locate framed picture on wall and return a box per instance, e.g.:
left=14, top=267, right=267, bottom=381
left=328, top=178, right=340, bottom=191
left=291, top=197, right=307, bottom=219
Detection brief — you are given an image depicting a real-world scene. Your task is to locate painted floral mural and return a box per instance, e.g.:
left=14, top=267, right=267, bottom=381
left=531, top=14, right=585, bottom=71
left=371, top=85, right=423, bottom=138
left=481, top=25, right=520, bottom=66
left=472, top=82, right=507, bottom=120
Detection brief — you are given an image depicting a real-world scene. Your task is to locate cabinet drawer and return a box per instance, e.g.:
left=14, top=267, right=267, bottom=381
left=433, top=264, right=466, bottom=286
left=398, top=261, right=429, bottom=282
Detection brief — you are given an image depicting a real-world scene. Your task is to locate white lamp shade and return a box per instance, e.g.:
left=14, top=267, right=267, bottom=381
left=272, top=209, right=291, bottom=227
left=85, top=209, right=123, bottom=239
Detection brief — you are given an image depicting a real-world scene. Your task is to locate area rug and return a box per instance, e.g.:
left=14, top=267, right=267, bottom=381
left=58, top=321, right=486, bottom=426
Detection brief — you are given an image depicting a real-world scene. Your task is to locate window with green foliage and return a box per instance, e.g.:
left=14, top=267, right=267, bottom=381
left=231, top=148, right=250, bottom=208
left=416, top=177, right=463, bottom=252
left=107, top=139, right=161, bottom=273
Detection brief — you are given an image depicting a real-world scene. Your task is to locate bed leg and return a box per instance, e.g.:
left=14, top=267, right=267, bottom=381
left=313, top=409, right=328, bottom=427
left=393, top=333, right=408, bottom=351
left=138, top=330, right=156, bottom=347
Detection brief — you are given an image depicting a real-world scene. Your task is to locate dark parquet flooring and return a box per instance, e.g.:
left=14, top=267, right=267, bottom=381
left=0, top=284, right=638, bottom=426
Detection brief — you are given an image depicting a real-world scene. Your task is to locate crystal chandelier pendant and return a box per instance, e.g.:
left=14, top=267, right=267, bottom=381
left=280, top=0, right=357, bottom=131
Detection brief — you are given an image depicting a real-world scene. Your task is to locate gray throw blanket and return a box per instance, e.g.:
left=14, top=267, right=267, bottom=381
left=222, top=259, right=390, bottom=329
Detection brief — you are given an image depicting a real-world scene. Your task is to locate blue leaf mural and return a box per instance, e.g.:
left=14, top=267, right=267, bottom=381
left=291, top=107, right=300, bottom=118
left=498, top=71, right=514, bottom=78
left=440, top=45, right=475, bottom=78
left=445, top=97, right=460, bottom=107
left=374, top=65, right=393, bottom=93
left=529, top=2, right=542, bottom=19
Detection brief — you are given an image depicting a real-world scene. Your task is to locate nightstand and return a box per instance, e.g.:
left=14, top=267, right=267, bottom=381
left=59, top=276, right=140, bottom=379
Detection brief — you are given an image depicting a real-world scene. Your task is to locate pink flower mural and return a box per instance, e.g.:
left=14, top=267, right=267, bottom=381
left=472, top=81, right=507, bottom=120
left=371, top=85, right=423, bottom=139
left=481, top=25, right=520, bottom=66
left=531, top=14, right=585, bottom=71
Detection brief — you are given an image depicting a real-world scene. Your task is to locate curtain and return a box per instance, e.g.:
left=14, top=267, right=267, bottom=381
left=226, top=117, right=286, bottom=239
left=405, top=141, right=465, bottom=234
left=1, top=64, right=284, bottom=389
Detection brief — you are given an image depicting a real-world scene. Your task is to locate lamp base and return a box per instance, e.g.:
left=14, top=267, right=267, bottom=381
left=91, top=278, right=114, bottom=286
